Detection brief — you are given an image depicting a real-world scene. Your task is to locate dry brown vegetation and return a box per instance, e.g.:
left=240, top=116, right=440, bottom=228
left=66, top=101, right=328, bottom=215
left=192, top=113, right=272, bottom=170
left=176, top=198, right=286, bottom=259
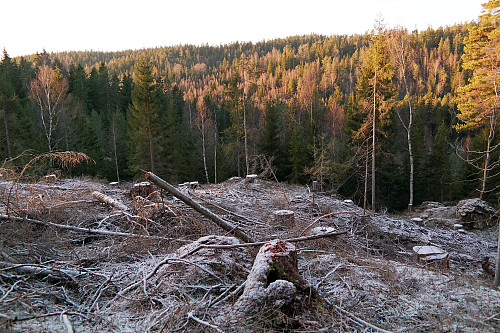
left=0, top=170, right=498, bottom=332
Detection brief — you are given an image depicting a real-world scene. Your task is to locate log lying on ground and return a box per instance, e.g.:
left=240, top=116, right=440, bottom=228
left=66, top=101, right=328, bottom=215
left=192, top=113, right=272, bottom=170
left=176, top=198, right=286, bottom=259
left=0, top=215, right=185, bottom=242
left=92, top=191, right=128, bottom=211
left=222, top=239, right=320, bottom=327
left=145, top=171, right=255, bottom=243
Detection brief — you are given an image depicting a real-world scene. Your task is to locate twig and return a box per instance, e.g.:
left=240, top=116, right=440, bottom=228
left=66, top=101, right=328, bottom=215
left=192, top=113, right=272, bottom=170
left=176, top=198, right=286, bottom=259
left=208, top=281, right=246, bottom=308
left=300, top=211, right=356, bottom=236
left=485, top=312, right=500, bottom=322
left=329, top=302, right=392, bottom=333
left=315, top=264, right=343, bottom=290
left=0, top=279, right=22, bottom=302
left=7, top=311, right=89, bottom=322
left=185, top=230, right=348, bottom=253
left=187, top=311, right=224, bottom=333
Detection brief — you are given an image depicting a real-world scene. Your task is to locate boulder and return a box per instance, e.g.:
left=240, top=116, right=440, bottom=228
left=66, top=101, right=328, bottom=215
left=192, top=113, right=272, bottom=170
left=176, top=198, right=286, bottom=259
left=455, top=198, right=496, bottom=229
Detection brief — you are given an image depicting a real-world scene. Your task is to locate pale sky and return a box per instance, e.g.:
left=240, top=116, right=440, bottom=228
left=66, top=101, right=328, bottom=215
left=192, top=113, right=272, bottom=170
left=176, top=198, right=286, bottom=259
left=2, top=0, right=484, bottom=57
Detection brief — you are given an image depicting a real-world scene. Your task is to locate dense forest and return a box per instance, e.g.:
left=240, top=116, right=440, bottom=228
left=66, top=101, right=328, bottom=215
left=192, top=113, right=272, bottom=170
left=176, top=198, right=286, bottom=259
left=1, top=1, right=499, bottom=211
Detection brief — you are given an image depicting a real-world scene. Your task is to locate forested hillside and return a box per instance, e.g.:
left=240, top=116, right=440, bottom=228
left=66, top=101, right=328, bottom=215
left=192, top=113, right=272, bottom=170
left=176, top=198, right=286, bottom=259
left=1, top=4, right=499, bottom=211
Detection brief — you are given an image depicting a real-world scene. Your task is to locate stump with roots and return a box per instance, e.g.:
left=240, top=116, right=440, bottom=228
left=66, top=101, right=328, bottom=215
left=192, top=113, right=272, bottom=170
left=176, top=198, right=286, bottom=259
left=223, top=239, right=320, bottom=328
left=273, top=210, right=295, bottom=228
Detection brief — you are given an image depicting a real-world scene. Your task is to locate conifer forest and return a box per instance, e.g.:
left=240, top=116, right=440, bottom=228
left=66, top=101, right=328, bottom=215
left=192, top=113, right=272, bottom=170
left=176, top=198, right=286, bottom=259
left=1, top=2, right=500, bottom=332
left=0, top=2, right=499, bottom=212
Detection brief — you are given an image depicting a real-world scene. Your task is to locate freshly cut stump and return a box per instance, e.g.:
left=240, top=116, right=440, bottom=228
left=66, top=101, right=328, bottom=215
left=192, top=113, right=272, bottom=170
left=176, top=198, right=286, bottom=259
left=225, top=239, right=320, bottom=328
left=273, top=210, right=295, bottom=228
left=413, top=245, right=449, bottom=267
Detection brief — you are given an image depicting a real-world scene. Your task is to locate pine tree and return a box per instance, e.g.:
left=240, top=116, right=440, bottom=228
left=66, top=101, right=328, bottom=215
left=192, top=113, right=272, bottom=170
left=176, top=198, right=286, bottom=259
left=456, top=0, right=499, bottom=199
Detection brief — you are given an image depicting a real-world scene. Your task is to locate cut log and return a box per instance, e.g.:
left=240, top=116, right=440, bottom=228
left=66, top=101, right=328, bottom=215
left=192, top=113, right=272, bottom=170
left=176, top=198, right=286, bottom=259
left=144, top=172, right=255, bottom=243
left=92, top=191, right=128, bottom=211
left=226, top=239, right=319, bottom=324
left=273, top=210, right=295, bottom=227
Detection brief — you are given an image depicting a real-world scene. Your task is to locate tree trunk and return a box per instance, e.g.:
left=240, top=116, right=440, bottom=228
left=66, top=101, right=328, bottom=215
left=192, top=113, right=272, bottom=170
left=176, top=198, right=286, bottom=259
left=201, top=120, right=209, bottom=183
left=242, top=63, right=250, bottom=176
left=364, top=142, right=369, bottom=213
left=1, top=109, right=12, bottom=159
left=112, top=115, right=120, bottom=182
left=372, top=71, right=377, bottom=211
left=146, top=105, right=155, bottom=172
left=495, top=221, right=500, bottom=286
left=480, top=114, right=494, bottom=199
left=145, top=171, right=255, bottom=243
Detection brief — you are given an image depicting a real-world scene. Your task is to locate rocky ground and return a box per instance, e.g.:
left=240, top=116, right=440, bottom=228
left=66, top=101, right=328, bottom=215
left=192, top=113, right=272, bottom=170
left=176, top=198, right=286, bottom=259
left=0, top=175, right=498, bottom=332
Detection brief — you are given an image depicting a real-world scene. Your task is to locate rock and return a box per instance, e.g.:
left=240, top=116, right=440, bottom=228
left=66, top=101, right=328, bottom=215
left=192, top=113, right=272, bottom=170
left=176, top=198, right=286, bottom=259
left=455, top=198, right=496, bottom=229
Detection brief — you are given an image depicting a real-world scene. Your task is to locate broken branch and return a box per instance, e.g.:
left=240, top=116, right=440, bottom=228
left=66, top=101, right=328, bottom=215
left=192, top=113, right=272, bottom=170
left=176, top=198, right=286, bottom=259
left=0, top=214, right=188, bottom=242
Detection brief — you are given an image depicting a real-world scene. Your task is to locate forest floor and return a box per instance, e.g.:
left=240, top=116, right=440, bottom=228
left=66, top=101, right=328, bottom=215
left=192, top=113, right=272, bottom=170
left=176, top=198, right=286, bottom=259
left=0, top=175, right=498, bottom=332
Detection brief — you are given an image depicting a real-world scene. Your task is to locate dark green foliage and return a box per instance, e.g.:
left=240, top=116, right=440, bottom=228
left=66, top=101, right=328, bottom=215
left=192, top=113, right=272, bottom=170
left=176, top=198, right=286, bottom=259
left=2, top=21, right=494, bottom=209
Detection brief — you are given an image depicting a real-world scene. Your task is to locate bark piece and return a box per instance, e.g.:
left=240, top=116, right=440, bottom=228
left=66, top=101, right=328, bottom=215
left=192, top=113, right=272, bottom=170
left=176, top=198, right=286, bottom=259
left=145, top=171, right=255, bottom=243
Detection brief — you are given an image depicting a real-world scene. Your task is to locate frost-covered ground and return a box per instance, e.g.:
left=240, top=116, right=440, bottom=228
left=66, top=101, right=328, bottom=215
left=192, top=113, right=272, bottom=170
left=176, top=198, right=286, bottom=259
left=0, top=177, right=498, bottom=332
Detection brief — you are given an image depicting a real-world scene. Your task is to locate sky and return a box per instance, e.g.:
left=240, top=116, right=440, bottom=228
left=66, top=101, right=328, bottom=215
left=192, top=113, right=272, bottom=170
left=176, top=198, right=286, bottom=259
left=2, top=0, right=485, bottom=57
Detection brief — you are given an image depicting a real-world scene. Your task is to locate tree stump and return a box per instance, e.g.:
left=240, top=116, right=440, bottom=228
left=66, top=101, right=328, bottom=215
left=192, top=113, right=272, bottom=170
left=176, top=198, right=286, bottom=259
left=245, top=174, right=258, bottom=183
left=413, top=245, right=449, bottom=268
left=227, top=239, right=320, bottom=325
left=273, top=210, right=295, bottom=228
left=312, top=180, right=321, bottom=192
left=130, top=181, right=154, bottom=198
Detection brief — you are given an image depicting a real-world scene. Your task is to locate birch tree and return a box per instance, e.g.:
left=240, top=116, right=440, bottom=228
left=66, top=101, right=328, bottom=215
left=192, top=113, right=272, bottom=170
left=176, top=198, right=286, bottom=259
left=29, top=65, right=69, bottom=152
left=391, top=28, right=415, bottom=211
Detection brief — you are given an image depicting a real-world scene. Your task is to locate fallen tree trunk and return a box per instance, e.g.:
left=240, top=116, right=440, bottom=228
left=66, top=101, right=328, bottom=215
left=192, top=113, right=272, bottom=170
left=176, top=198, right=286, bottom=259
left=145, top=171, right=255, bottom=243
left=0, top=214, right=185, bottom=242
left=0, top=262, right=85, bottom=282
left=92, top=191, right=128, bottom=211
